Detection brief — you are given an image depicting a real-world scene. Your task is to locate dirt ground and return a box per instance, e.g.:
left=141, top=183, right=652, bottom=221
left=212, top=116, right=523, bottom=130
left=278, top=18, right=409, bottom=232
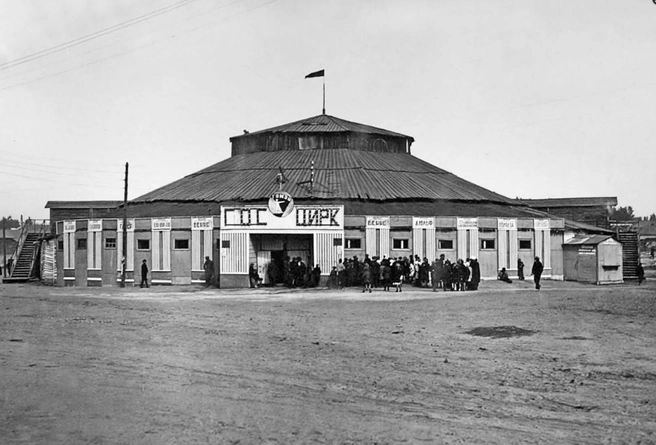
left=1, top=273, right=655, bottom=444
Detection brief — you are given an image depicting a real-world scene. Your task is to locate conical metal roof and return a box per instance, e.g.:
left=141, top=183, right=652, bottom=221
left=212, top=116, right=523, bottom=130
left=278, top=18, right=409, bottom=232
left=132, top=148, right=513, bottom=204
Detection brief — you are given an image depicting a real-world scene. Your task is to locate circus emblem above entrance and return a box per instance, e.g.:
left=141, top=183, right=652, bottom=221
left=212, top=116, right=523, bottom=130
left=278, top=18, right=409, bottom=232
left=268, top=191, right=294, bottom=218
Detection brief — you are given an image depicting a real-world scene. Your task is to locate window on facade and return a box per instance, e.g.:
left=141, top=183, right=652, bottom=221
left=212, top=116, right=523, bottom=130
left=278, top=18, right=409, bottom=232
left=105, top=238, right=117, bottom=249
left=174, top=239, right=189, bottom=249
left=77, top=238, right=87, bottom=250
left=519, top=240, right=532, bottom=249
left=345, top=238, right=362, bottom=249
left=393, top=238, right=409, bottom=249
left=480, top=239, right=496, bottom=250
left=58, top=240, right=64, bottom=250
left=438, top=239, right=454, bottom=249
left=137, top=239, right=150, bottom=250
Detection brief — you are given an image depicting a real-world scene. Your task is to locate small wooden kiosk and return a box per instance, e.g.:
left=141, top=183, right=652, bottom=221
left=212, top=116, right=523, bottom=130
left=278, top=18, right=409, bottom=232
left=563, top=235, right=623, bottom=285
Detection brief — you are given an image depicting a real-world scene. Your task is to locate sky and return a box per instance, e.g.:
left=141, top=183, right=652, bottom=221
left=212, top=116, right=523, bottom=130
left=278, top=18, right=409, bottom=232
left=1, top=0, right=655, bottom=221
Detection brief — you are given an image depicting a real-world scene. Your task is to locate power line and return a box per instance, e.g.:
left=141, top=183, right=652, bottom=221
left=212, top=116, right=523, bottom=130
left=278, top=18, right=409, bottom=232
left=0, top=0, right=251, bottom=84
left=0, top=168, right=120, bottom=187
left=0, top=0, right=281, bottom=93
left=0, top=0, right=201, bottom=73
left=0, top=156, right=126, bottom=175
left=0, top=161, right=123, bottom=178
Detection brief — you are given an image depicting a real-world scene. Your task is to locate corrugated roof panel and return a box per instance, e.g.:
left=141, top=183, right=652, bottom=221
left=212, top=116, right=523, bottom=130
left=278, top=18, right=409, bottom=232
left=133, top=149, right=514, bottom=204
left=518, top=197, right=618, bottom=207
left=564, top=235, right=613, bottom=245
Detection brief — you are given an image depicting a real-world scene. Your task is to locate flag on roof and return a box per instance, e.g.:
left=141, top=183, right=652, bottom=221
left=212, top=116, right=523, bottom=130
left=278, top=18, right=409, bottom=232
left=305, top=69, right=324, bottom=78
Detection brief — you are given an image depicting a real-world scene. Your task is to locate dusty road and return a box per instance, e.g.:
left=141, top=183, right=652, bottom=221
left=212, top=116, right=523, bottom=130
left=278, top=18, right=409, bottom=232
left=1, top=279, right=655, bottom=444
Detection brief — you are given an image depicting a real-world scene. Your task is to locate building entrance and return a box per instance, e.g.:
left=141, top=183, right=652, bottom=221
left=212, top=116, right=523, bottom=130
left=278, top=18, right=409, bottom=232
left=251, top=233, right=313, bottom=286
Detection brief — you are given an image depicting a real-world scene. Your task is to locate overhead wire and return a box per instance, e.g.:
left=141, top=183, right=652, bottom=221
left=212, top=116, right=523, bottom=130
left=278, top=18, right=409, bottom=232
left=0, top=0, right=280, bottom=92
left=0, top=0, right=202, bottom=73
left=0, top=156, right=126, bottom=175
left=0, top=169, right=121, bottom=188
left=0, top=0, right=248, bottom=84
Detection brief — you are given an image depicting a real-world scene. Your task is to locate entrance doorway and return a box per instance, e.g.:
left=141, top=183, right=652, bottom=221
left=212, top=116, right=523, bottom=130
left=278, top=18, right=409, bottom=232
left=251, top=234, right=313, bottom=286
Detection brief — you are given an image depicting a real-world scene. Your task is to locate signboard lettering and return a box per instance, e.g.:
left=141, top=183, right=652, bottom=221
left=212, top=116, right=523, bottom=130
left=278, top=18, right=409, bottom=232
left=578, top=246, right=595, bottom=255
left=367, top=216, right=390, bottom=228
left=534, top=219, right=550, bottom=230
left=296, top=208, right=340, bottom=227
left=224, top=208, right=267, bottom=226
left=457, top=218, right=478, bottom=229
left=88, top=220, right=102, bottom=232
left=497, top=219, right=517, bottom=230
left=63, top=221, right=76, bottom=233
left=222, top=205, right=343, bottom=230
left=117, top=219, right=134, bottom=232
left=413, top=217, right=434, bottom=228
left=152, top=218, right=171, bottom=231
left=192, top=217, right=213, bottom=230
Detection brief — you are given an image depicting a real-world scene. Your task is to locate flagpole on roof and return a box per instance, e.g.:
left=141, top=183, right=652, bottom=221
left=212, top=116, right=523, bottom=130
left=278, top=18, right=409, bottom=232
left=304, top=69, right=325, bottom=115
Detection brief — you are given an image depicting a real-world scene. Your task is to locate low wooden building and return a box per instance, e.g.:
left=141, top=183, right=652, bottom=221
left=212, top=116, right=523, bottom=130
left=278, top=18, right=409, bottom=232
left=517, top=197, right=617, bottom=230
left=563, top=235, right=623, bottom=284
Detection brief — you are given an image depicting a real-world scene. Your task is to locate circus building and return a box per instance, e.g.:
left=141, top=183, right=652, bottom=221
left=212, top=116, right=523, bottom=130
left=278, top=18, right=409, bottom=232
left=43, top=113, right=585, bottom=288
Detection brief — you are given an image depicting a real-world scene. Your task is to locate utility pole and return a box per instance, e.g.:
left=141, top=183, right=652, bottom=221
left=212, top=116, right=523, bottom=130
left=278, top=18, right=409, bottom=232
left=2, top=218, right=6, bottom=279
left=120, top=162, right=128, bottom=288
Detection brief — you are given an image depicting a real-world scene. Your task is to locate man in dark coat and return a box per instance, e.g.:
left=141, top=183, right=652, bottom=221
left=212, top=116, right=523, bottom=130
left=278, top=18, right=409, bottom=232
left=311, top=264, right=321, bottom=287
left=637, top=262, right=645, bottom=285
left=517, top=258, right=525, bottom=280
left=470, top=257, right=481, bottom=290
left=140, top=259, right=149, bottom=288
left=531, top=256, right=544, bottom=290
left=431, top=258, right=440, bottom=292
left=249, top=262, right=260, bottom=288
left=203, top=256, right=214, bottom=287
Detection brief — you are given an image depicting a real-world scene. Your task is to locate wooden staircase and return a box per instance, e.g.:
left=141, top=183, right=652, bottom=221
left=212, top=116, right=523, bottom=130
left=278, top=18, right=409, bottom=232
left=4, top=232, right=41, bottom=283
left=617, top=231, right=639, bottom=279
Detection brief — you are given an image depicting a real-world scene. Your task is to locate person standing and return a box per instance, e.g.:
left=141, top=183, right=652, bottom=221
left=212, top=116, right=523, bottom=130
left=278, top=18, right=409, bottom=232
left=431, top=258, right=440, bottom=292
left=517, top=258, right=525, bottom=281
left=470, top=257, right=481, bottom=290
left=249, top=263, right=260, bottom=288
left=311, top=264, right=321, bottom=287
left=531, top=256, right=544, bottom=290
left=637, top=262, right=645, bottom=285
left=336, top=258, right=346, bottom=289
left=203, top=256, right=214, bottom=287
left=362, top=263, right=372, bottom=293
left=140, top=259, right=149, bottom=288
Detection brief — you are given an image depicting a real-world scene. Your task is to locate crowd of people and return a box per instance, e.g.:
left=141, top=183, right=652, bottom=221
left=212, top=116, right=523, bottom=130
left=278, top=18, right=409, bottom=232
left=259, top=256, right=323, bottom=289
left=326, top=254, right=482, bottom=293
